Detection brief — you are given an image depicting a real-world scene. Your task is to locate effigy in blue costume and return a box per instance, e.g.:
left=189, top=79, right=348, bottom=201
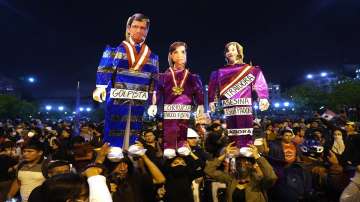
left=93, top=13, right=159, bottom=149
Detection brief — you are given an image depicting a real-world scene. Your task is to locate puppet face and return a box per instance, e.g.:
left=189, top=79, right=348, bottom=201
left=225, top=44, right=239, bottom=64
left=127, top=20, right=148, bottom=43
left=170, top=45, right=187, bottom=67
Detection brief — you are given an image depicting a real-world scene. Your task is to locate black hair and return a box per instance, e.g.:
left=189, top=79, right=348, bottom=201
left=23, top=139, right=44, bottom=151
left=280, top=129, right=293, bottom=137
left=71, top=136, right=85, bottom=146
left=33, top=173, right=88, bottom=202
left=127, top=13, right=150, bottom=28
left=292, top=127, right=302, bottom=135
left=42, top=159, right=71, bottom=178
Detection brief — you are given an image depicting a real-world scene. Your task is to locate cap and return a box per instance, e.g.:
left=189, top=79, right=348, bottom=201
left=187, top=128, right=199, bottom=138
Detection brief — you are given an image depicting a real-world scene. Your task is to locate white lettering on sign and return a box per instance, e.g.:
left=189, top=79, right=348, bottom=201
left=164, top=104, right=192, bottom=112
left=163, top=112, right=191, bottom=120
left=110, top=88, right=148, bottom=100
left=227, top=128, right=253, bottom=136
left=221, top=98, right=252, bottom=107
left=224, top=106, right=252, bottom=116
left=224, top=74, right=256, bottom=99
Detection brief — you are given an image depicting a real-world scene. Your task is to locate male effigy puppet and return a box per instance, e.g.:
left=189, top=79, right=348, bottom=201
left=208, top=42, right=269, bottom=152
left=93, top=13, right=159, bottom=153
left=151, top=42, right=204, bottom=158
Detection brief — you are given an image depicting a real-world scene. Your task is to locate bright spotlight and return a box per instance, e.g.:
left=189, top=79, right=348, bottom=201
left=79, top=107, right=84, bottom=112
left=283, top=102, right=290, bottom=107
left=28, top=77, right=35, bottom=83
left=45, top=105, right=52, bottom=111
left=58, top=106, right=64, bottom=111
left=86, top=107, right=91, bottom=112
left=320, top=72, right=327, bottom=77
left=274, top=102, right=280, bottom=108
left=306, top=74, right=313, bottom=79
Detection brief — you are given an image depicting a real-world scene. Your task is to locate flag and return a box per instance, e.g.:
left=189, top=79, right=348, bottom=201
left=321, top=109, right=337, bottom=121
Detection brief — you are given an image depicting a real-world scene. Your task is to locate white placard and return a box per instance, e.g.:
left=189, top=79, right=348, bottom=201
left=163, top=112, right=191, bottom=120
left=110, top=88, right=148, bottom=100
left=164, top=104, right=192, bottom=112
left=221, top=98, right=252, bottom=107
left=227, top=128, right=253, bottom=136
left=224, top=106, right=252, bottom=116
left=224, top=74, right=255, bottom=99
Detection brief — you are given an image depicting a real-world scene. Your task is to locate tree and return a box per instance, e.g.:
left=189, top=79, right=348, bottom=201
left=0, top=95, right=37, bottom=119
left=285, top=84, right=329, bottom=111
left=329, top=80, right=360, bottom=108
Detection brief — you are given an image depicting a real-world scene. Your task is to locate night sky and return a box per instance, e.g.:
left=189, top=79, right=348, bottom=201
left=1, top=0, right=360, bottom=98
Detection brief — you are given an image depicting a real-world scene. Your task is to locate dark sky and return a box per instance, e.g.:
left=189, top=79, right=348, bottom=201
left=1, top=0, right=360, bottom=98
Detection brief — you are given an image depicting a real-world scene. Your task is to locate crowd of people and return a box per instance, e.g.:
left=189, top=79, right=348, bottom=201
left=0, top=113, right=359, bottom=202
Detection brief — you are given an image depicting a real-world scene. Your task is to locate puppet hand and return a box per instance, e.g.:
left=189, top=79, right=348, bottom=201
left=93, top=87, right=106, bottom=103
left=259, top=99, right=269, bottom=111
left=147, top=105, right=158, bottom=117
left=209, top=102, right=216, bottom=112
left=196, top=105, right=205, bottom=118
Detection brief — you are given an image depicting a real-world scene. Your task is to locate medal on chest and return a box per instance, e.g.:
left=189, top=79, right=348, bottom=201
left=169, top=67, right=189, bottom=96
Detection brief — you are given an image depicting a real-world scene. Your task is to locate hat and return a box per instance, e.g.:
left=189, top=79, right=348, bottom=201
left=346, top=121, right=356, bottom=126
left=300, top=139, right=324, bottom=158
left=23, top=139, right=44, bottom=151
left=187, top=128, right=199, bottom=138
left=239, top=147, right=253, bottom=158
left=207, top=122, right=221, bottom=131
left=128, top=145, right=147, bottom=157
left=107, top=147, right=124, bottom=162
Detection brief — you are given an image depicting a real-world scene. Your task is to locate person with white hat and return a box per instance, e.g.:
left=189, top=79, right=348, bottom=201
left=204, top=142, right=277, bottom=202
left=186, top=128, right=211, bottom=166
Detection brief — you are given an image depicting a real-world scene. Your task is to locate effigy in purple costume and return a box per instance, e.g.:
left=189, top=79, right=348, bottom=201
left=153, top=42, right=204, bottom=158
left=208, top=42, right=269, bottom=150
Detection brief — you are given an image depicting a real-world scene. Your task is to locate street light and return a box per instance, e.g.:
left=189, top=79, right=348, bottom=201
left=306, top=74, right=313, bottom=79
left=283, top=102, right=290, bottom=107
left=45, top=105, right=52, bottom=111
left=28, top=77, right=36, bottom=83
